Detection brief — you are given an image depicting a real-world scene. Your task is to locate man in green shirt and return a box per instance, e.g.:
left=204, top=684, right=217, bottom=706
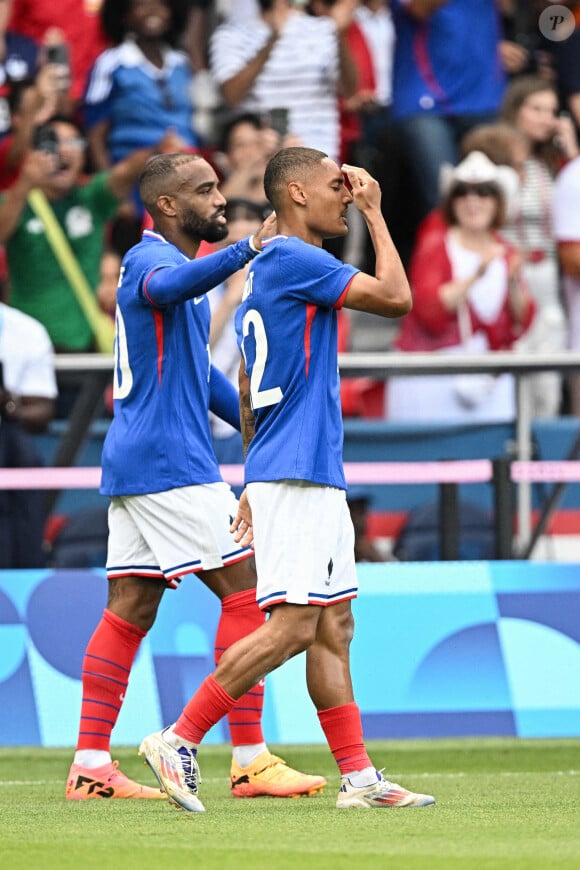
left=0, top=116, right=173, bottom=351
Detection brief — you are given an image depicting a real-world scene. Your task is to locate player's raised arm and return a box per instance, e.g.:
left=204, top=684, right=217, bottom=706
left=340, top=164, right=412, bottom=319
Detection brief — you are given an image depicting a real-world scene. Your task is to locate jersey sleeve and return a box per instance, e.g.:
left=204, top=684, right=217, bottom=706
left=209, top=364, right=241, bottom=431
left=83, top=50, right=116, bottom=128
left=139, top=237, right=257, bottom=308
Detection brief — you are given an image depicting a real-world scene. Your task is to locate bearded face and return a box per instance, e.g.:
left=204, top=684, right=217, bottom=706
left=180, top=206, right=229, bottom=244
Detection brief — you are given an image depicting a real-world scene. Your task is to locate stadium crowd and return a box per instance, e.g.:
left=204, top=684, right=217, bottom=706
left=1, top=0, right=579, bottom=818
left=1, top=0, right=580, bottom=568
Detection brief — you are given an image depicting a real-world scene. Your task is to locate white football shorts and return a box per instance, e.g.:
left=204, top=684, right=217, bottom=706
left=247, top=479, right=358, bottom=610
left=106, top=482, right=252, bottom=588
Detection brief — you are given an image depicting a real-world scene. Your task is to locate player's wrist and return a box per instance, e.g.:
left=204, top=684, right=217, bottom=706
left=231, top=236, right=260, bottom=268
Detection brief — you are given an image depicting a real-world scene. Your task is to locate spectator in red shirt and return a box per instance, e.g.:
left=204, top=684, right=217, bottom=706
left=387, top=151, right=535, bottom=423
left=8, top=0, right=108, bottom=104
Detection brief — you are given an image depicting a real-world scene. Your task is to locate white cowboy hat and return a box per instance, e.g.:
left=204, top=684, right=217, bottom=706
left=439, top=150, right=520, bottom=208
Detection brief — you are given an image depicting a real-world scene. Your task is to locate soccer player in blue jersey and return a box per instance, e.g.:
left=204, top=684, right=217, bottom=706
left=66, top=152, right=326, bottom=802
left=139, top=147, right=436, bottom=813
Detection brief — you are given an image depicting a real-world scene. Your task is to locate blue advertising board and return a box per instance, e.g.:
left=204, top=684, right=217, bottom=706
left=1, top=562, right=579, bottom=746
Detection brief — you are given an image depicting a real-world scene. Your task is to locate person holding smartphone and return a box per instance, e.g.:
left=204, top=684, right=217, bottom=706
left=45, top=43, right=71, bottom=96
left=209, top=0, right=358, bottom=164
left=7, top=0, right=108, bottom=104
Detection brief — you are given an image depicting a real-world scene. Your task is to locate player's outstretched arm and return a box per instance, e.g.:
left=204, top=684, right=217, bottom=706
left=341, top=164, right=412, bottom=319
left=209, top=365, right=241, bottom=431
left=145, top=212, right=277, bottom=307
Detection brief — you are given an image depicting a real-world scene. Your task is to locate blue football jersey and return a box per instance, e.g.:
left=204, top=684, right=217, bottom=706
left=101, top=231, right=221, bottom=495
left=236, top=235, right=358, bottom=489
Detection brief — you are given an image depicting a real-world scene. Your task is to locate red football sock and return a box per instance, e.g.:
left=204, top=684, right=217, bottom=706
left=318, top=702, right=373, bottom=775
left=175, top=674, right=237, bottom=745
left=76, top=608, right=145, bottom=752
left=215, top=588, right=265, bottom=746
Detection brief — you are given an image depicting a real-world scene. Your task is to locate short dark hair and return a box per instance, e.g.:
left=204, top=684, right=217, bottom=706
left=138, top=152, right=202, bottom=213
left=263, top=146, right=327, bottom=210
left=46, top=114, right=86, bottom=138
left=219, top=112, right=264, bottom=154
left=101, top=0, right=188, bottom=46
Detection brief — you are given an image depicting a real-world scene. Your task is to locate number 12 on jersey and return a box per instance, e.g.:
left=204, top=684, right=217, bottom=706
left=241, top=309, right=283, bottom=410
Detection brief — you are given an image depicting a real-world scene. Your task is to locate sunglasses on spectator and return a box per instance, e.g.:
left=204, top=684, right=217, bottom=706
left=58, top=136, right=86, bottom=149
left=451, top=182, right=498, bottom=198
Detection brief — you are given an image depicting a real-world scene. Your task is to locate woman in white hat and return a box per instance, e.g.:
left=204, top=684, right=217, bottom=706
left=387, top=150, right=536, bottom=423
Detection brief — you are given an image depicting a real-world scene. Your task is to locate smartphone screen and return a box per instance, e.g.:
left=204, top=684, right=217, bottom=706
left=46, top=44, right=70, bottom=67
left=269, top=108, right=289, bottom=137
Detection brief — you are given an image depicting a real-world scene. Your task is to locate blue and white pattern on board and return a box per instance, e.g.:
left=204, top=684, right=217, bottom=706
left=0, top=562, right=579, bottom=746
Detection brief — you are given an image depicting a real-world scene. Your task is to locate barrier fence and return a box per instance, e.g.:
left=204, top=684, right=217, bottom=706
left=4, top=352, right=580, bottom=559
left=4, top=458, right=580, bottom=489
left=3, top=458, right=580, bottom=560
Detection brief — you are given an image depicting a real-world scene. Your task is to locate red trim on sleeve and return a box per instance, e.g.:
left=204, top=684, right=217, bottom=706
left=304, top=303, right=317, bottom=378
left=334, top=275, right=356, bottom=310
left=153, top=309, right=164, bottom=385
left=143, top=269, right=161, bottom=306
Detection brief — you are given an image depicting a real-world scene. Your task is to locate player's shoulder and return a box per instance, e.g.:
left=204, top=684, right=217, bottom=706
left=262, top=234, right=311, bottom=257
left=120, top=237, right=177, bottom=286
left=130, top=232, right=183, bottom=264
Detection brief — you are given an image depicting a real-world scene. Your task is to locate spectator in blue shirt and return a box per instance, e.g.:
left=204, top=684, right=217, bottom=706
left=390, top=0, right=527, bottom=223
left=83, top=0, right=200, bottom=172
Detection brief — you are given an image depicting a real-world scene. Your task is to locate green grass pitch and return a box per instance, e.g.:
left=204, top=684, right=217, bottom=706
left=2, top=738, right=579, bottom=870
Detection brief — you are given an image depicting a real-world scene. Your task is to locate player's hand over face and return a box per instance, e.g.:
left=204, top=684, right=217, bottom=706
left=250, top=210, right=277, bottom=252
left=230, top=489, right=254, bottom=548
left=341, top=164, right=381, bottom=213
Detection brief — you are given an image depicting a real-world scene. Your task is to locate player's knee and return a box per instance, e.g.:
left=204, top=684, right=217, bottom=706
left=106, top=576, right=163, bottom=631
left=266, top=609, right=318, bottom=657
left=339, top=609, right=355, bottom=647
left=326, top=605, right=355, bottom=650
left=284, top=619, right=318, bottom=655
left=129, top=597, right=160, bottom=631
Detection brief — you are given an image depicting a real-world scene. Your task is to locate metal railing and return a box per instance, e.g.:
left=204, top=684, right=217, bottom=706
left=337, top=351, right=580, bottom=548
left=49, top=350, right=580, bottom=553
